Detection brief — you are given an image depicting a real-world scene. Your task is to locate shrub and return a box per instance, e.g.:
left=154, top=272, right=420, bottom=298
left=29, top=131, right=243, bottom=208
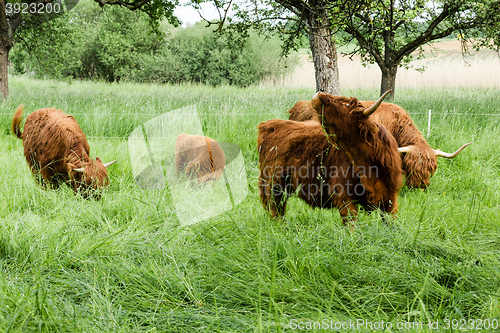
left=11, top=0, right=297, bottom=87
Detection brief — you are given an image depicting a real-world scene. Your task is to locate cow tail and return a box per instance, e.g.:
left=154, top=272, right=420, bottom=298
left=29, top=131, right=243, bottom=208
left=12, top=104, right=24, bottom=138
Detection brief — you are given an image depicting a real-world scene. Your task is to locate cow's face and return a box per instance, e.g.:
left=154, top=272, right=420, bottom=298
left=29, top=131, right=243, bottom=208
left=401, top=147, right=437, bottom=189
left=311, top=92, right=364, bottom=141
left=69, top=157, right=110, bottom=199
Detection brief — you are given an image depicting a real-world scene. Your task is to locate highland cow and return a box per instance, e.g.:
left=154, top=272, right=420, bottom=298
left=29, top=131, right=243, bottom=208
left=175, top=134, right=226, bottom=184
left=287, top=99, right=471, bottom=188
left=258, top=91, right=403, bottom=223
left=12, top=105, right=115, bottom=198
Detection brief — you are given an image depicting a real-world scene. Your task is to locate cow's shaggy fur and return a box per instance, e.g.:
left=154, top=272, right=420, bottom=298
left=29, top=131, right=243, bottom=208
left=175, top=134, right=226, bottom=184
left=12, top=105, right=112, bottom=198
left=258, top=93, right=403, bottom=222
left=287, top=99, right=469, bottom=188
left=363, top=101, right=438, bottom=188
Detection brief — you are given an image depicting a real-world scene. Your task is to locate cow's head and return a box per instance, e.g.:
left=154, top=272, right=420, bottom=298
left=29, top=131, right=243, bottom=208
left=398, top=142, right=471, bottom=189
left=68, top=158, right=116, bottom=199
left=311, top=90, right=391, bottom=143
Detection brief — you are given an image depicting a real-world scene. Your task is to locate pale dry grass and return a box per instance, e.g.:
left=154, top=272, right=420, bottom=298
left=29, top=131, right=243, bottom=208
left=261, top=40, right=500, bottom=90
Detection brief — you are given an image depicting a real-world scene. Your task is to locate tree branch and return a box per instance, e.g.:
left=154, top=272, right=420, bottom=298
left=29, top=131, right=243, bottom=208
left=95, top=0, right=151, bottom=10
left=344, top=23, right=384, bottom=69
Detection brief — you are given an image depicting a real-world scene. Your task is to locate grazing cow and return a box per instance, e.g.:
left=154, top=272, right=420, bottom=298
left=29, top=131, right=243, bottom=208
left=287, top=100, right=471, bottom=188
left=258, top=91, right=403, bottom=223
left=12, top=105, right=116, bottom=198
left=175, top=134, right=226, bottom=184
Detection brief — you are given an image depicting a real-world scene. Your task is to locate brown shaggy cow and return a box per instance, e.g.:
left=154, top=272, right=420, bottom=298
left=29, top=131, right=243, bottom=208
left=12, top=105, right=116, bottom=198
left=287, top=100, right=471, bottom=188
left=258, top=91, right=403, bottom=222
left=175, top=134, right=226, bottom=184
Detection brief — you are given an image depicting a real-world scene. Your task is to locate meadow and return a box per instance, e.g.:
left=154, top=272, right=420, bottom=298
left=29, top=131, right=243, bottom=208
left=1, top=75, right=500, bottom=332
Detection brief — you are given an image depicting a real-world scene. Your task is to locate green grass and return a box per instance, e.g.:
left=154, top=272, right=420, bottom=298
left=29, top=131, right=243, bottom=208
left=1, top=76, right=500, bottom=332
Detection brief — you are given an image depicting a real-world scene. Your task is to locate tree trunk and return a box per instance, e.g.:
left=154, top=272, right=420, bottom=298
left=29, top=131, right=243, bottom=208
left=307, top=11, right=340, bottom=96
left=380, top=65, right=397, bottom=100
left=0, top=0, right=14, bottom=99
left=0, top=42, right=10, bottom=98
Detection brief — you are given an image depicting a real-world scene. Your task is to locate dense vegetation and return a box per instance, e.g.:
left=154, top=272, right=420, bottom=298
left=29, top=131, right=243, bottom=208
left=10, top=0, right=296, bottom=87
left=0, top=77, right=499, bottom=331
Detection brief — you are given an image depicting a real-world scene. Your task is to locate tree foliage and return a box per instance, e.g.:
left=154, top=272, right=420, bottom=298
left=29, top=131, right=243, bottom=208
left=11, top=0, right=296, bottom=86
left=338, top=1, right=500, bottom=65
left=0, top=0, right=181, bottom=97
left=195, top=0, right=343, bottom=94
left=199, top=0, right=500, bottom=97
left=332, top=0, right=500, bottom=97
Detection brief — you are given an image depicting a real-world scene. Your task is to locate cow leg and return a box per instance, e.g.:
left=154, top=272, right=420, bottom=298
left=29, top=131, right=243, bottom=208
left=339, top=202, right=357, bottom=230
left=273, top=188, right=288, bottom=218
left=29, top=164, right=44, bottom=187
left=267, top=186, right=287, bottom=218
left=258, top=177, right=273, bottom=214
left=26, top=154, right=46, bottom=187
left=271, top=174, right=294, bottom=218
left=259, top=177, right=288, bottom=219
left=39, top=160, right=62, bottom=189
left=381, top=196, right=398, bottom=224
left=32, top=163, right=52, bottom=188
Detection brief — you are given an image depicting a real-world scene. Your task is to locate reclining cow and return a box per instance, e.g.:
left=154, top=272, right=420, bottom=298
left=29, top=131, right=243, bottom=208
left=12, top=105, right=116, bottom=198
left=287, top=99, right=470, bottom=188
left=258, top=91, right=403, bottom=223
left=175, top=134, right=226, bottom=184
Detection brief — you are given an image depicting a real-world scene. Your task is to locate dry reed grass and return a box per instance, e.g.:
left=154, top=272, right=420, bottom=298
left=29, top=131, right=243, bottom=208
left=261, top=40, right=500, bottom=90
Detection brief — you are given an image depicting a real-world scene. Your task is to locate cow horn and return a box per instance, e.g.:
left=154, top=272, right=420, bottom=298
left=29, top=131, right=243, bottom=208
left=434, top=142, right=472, bottom=158
left=398, top=146, right=413, bottom=153
left=103, top=160, right=117, bottom=168
left=362, top=90, right=392, bottom=116
left=73, top=167, right=85, bottom=173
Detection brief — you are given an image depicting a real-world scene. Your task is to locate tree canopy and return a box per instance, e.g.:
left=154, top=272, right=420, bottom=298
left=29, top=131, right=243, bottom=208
left=0, top=0, right=181, bottom=97
left=11, top=0, right=296, bottom=86
left=337, top=0, right=500, bottom=97
left=200, top=0, right=500, bottom=98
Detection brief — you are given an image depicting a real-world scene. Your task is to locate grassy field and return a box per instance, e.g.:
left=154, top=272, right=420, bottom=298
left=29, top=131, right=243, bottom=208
left=1, top=76, right=500, bottom=332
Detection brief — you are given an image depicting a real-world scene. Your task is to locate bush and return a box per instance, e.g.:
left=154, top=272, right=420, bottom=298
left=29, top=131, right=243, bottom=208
left=11, top=0, right=297, bottom=87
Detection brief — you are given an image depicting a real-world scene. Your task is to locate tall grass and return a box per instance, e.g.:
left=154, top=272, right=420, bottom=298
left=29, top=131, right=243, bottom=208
left=264, top=42, right=500, bottom=91
left=1, top=77, right=500, bottom=332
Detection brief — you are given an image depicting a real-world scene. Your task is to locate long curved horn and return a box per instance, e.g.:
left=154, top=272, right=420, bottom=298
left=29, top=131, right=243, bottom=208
left=434, top=142, right=472, bottom=158
left=73, top=167, right=85, bottom=173
left=103, top=160, right=117, bottom=168
left=398, top=146, right=414, bottom=153
left=362, top=90, right=392, bottom=116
